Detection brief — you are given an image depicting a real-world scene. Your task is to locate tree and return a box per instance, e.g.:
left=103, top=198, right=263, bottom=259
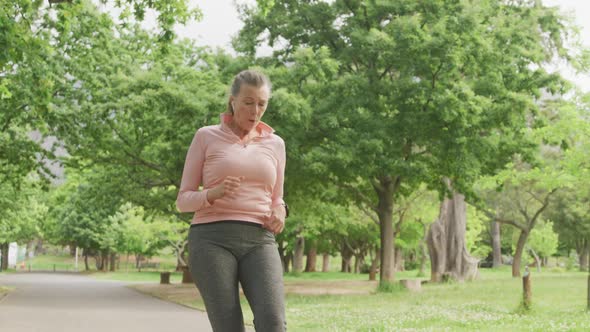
left=45, top=165, right=124, bottom=270
left=547, top=189, right=590, bottom=271
left=238, top=0, right=579, bottom=284
left=0, top=0, right=200, bottom=187
left=475, top=95, right=589, bottom=277
left=0, top=177, right=47, bottom=270
left=543, top=94, right=590, bottom=271
left=109, top=203, right=169, bottom=271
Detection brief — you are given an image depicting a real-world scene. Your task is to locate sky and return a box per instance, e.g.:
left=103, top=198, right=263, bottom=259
left=125, top=0, right=590, bottom=92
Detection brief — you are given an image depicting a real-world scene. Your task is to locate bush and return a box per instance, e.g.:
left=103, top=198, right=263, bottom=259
left=360, top=262, right=372, bottom=274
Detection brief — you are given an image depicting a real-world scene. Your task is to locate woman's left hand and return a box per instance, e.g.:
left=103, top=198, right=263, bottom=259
left=262, top=205, right=286, bottom=235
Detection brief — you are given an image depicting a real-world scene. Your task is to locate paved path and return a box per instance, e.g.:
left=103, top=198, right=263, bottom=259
left=0, top=272, right=213, bottom=332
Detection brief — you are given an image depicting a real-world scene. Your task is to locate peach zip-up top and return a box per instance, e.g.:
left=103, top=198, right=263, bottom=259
left=176, top=113, right=286, bottom=225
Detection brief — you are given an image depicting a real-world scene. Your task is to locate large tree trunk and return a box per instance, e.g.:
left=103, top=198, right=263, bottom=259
left=305, top=242, right=317, bottom=272
left=375, top=176, right=396, bottom=285
left=176, top=241, right=188, bottom=271
left=35, top=239, right=45, bottom=255
left=512, top=231, right=530, bottom=277
left=135, top=254, right=142, bottom=271
left=0, top=243, right=9, bottom=271
left=354, top=254, right=364, bottom=273
left=427, top=189, right=479, bottom=282
left=578, top=240, right=589, bottom=272
left=293, top=235, right=305, bottom=273
left=284, top=252, right=292, bottom=273
left=491, top=220, right=502, bottom=268
left=322, top=253, right=330, bottom=272
left=109, top=253, right=117, bottom=272
left=101, top=252, right=108, bottom=272
left=340, top=242, right=353, bottom=273
left=84, top=251, right=90, bottom=271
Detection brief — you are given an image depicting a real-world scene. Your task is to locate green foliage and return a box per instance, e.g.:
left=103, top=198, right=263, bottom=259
left=526, top=221, right=559, bottom=260
left=0, top=0, right=200, bottom=188
left=108, top=202, right=170, bottom=261
left=465, top=206, right=492, bottom=260
left=44, top=166, right=123, bottom=252
left=0, top=177, right=47, bottom=245
left=475, top=92, right=590, bottom=275
left=240, top=0, right=579, bottom=195
left=238, top=0, right=585, bottom=281
left=566, top=250, right=579, bottom=271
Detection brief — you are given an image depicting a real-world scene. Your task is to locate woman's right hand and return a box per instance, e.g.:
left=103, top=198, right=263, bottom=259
left=206, top=176, right=245, bottom=204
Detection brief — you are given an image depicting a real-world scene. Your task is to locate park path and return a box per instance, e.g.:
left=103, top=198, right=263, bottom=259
left=0, top=272, right=214, bottom=332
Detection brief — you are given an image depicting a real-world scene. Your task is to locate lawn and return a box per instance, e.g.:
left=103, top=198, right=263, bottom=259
left=122, top=267, right=590, bottom=332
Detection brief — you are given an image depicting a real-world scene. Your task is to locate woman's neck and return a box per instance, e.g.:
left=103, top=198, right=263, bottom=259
left=228, top=119, right=254, bottom=140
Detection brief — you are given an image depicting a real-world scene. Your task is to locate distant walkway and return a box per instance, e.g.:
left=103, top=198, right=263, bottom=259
left=0, top=272, right=212, bottom=332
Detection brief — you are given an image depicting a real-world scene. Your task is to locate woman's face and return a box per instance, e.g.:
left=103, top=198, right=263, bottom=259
left=231, top=84, right=270, bottom=133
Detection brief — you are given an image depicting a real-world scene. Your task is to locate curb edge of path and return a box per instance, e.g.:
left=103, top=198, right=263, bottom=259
left=125, top=284, right=208, bottom=313
left=126, top=284, right=256, bottom=331
left=0, top=289, right=14, bottom=304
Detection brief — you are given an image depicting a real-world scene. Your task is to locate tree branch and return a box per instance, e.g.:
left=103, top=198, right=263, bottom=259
left=338, top=182, right=377, bottom=213
left=528, top=188, right=558, bottom=228
left=107, top=120, right=163, bottom=173
left=468, top=200, right=527, bottom=231
left=525, top=189, right=545, bottom=205
left=379, top=65, right=393, bottom=80
left=358, top=204, right=379, bottom=225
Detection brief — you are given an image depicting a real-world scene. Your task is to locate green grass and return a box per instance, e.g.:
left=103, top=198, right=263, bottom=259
left=281, top=269, right=590, bottom=332
left=125, top=265, right=590, bottom=331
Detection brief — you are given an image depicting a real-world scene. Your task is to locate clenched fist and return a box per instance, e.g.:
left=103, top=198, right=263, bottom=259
left=206, top=176, right=245, bottom=204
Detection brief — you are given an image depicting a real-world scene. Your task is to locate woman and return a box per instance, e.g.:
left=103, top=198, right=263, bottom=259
left=176, top=69, right=287, bottom=332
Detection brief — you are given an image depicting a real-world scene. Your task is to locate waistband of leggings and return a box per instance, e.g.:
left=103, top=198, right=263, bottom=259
left=190, top=220, right=263, bottom=229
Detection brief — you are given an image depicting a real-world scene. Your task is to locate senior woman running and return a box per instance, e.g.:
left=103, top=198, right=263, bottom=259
left=177, top=69, right=287, bottom=332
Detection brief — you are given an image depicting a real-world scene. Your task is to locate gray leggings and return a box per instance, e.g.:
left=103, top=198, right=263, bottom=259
left=188, top=221, right=286, bottom=332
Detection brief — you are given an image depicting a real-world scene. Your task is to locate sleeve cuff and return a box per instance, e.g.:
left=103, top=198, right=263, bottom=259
left=202, top=189, right=213, bottom=208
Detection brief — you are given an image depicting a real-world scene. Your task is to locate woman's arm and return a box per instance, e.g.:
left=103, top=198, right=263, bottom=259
left=176, top=129, right=212, bottom=212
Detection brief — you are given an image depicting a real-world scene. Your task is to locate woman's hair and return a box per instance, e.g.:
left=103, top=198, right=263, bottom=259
left=227, top=69, right=272, bottom=114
